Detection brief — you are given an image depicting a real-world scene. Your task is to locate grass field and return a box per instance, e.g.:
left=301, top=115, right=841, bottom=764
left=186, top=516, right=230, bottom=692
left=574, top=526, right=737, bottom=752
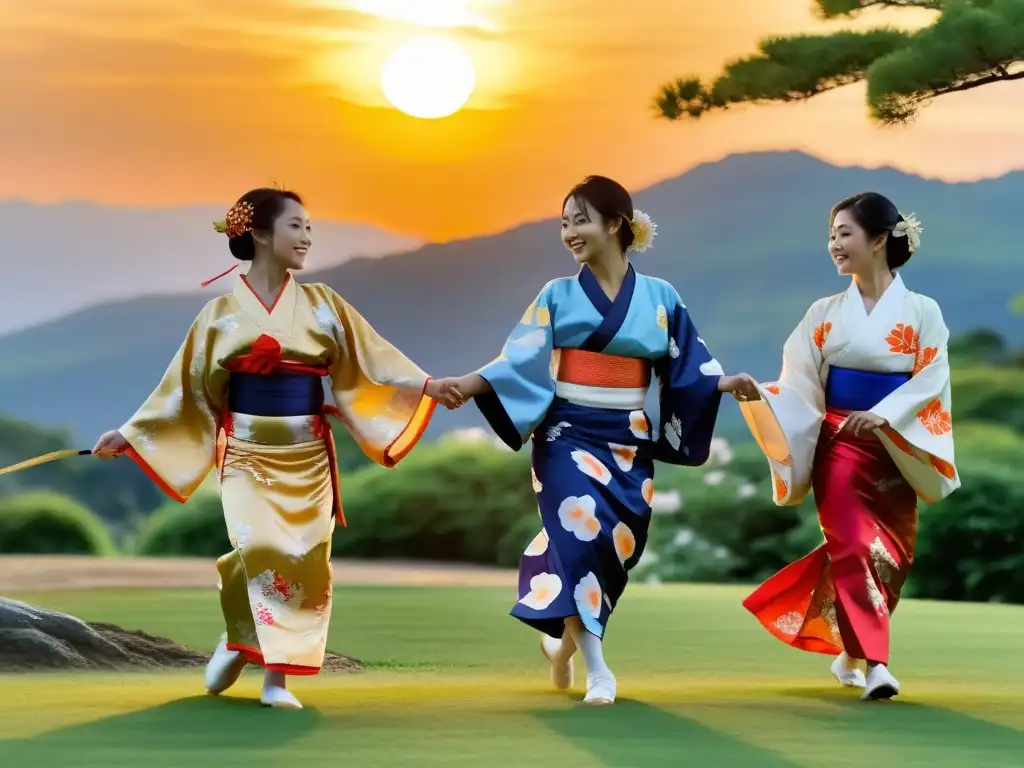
left=2, top=584, right=1023, bottom=766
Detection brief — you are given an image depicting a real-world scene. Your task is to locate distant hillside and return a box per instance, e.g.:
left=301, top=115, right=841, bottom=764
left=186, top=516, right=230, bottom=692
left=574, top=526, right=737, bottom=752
left=0, top=201, right=422, bottom=335
left=1, top=150, right=1021, bottom=446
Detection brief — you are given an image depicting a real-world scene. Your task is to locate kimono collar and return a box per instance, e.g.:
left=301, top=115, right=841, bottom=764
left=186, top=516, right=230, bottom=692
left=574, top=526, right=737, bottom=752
left=579, top=262, right=636, bottom=317
left=845, top=271, right=906, bottom=319
left=233, top=272, right=297, bottom=335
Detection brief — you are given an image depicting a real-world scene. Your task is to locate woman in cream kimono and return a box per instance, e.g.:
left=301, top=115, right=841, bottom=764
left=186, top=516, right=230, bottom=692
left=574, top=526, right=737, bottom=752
left=737, top=192, right=958, bottom=701
left=92, top=188, right=462, bottom=709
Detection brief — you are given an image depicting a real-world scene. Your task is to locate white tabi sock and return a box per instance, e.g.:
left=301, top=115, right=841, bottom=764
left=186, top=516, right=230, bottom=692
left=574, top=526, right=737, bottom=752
left=565, top=617, right=615, bottom=704
left=565, top=617, right=611, bottom=680
left=261, top=669, right=303, bottom=709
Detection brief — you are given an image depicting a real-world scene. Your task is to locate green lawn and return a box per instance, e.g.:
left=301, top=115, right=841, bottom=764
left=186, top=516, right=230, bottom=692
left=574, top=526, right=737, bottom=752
left=2, top=584, right=1023, bottom=766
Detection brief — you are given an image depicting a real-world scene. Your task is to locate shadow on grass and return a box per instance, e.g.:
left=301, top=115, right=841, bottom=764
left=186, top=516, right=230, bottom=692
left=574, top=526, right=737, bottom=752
left=3, top=695, right=321, bottom=766
left=774, top=687, right=1024, bottom=760
left=531, top=697, right=801, bottom=766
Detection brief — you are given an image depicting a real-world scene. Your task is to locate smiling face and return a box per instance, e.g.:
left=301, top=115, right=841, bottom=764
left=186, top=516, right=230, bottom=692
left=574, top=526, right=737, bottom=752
left=256, top=197, right=312, bottom=270
left=560, top=195, right=622, bottom=264
left=829, top=208, right=887, bottom=277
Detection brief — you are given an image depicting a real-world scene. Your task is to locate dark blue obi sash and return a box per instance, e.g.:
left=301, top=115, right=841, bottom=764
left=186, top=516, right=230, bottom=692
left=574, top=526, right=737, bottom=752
left=825, top=366, right=910, bottom=412
left=227, top=372, right=324, bottom=417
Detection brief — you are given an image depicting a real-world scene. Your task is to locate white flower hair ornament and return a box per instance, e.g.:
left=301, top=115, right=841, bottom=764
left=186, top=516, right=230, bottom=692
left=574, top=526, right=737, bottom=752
left=891, top=212, right=923, bottom=254
left=628, top=209, right=657, bottom=253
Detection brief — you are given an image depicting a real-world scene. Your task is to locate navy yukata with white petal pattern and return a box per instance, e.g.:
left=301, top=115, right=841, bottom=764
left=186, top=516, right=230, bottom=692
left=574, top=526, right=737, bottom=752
left=474, top=264, right=724, bottom=639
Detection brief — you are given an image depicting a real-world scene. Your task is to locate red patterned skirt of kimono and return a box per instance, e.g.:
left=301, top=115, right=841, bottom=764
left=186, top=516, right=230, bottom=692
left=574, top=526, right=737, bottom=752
left=742, top=408, right=919, bottom=664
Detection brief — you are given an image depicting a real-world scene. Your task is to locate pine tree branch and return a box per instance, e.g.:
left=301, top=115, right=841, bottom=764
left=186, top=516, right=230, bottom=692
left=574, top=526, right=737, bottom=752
left=655, top=0, right=1024, bottom=125
left=873, top=66, right=1024, bottom=122
left=654, top=30, right=911, bottom=119
left=939, top=67, right=1024, bottom=94
left=865, top=2, right=1024, bottom=121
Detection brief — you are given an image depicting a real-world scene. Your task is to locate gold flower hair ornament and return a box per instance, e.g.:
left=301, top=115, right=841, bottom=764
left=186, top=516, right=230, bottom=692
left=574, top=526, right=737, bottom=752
left=628, top=209, right=657, bottom=253
left=212, top=200, right=255, bottom=238
left=891, top=212, right=923, bottom=254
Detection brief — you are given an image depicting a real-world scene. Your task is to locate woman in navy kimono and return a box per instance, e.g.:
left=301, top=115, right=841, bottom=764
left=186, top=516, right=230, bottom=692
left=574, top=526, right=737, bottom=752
left=450, top=176, right=757, bottom=705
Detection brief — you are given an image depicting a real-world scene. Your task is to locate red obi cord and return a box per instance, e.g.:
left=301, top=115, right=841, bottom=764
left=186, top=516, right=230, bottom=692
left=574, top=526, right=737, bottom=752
left=225, top=334, right=329, bottom=377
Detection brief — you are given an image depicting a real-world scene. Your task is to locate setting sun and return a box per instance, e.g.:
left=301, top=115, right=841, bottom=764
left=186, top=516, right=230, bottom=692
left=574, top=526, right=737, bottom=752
left=381, top=36, right=477, bottom=119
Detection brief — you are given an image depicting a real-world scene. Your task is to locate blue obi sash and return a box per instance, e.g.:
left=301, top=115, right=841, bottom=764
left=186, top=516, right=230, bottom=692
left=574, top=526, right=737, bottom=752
left=228, top=372, right=324, bottom=417
left=824, top=366, right=910, bottom=412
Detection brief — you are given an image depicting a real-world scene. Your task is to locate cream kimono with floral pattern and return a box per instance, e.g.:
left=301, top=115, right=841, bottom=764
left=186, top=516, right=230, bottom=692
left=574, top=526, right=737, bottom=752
left=118, top=274, right=435, bottom=672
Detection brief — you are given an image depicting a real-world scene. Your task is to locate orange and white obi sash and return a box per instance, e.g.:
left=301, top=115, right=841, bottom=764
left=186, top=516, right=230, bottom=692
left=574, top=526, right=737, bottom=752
left=554, top=348, right=651, bottom=410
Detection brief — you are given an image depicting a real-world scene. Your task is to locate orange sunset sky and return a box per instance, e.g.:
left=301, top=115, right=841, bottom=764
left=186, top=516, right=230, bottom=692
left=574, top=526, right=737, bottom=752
left=3, top=0, right=1023, bottom=241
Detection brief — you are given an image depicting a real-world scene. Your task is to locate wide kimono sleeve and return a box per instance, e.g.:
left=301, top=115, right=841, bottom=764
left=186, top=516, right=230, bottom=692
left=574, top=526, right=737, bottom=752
left=738, top=303, right=827, bottom=506
left=311, top=285, right=436, bottom=468
left=869, top=297, right=960, bottom=503
left=118, top=308, right=223, bottom=503
left=473, top=284, right=556, bottom=450
left=653, top=292, right=724, bottom=466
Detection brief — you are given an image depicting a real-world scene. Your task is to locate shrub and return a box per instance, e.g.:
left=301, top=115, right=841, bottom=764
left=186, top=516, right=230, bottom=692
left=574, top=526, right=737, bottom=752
left=909, top=460, right=1024, bottom=603
left=0, top=491, right=117, bottom=555
left=0, top=416, right=166, bottom=532
left=334, top=439, right=535, bottom=566
left=639, top=461, right=822, bottom=585
left=948, top=421, right=1024, bottom=468
left=951, top=365, right=1024, bottom=433
left=134, top=492, right=230, bottom=557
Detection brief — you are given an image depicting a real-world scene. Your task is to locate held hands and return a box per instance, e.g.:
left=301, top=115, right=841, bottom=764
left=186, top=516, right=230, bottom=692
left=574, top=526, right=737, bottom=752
left=426, top=374, right=491, bottom=409
left=718, top=373, right=761, bottom=403
left=840, top=411, right=888, bottom=437
left=92, top=429, right=128, bottom=459
left=425, top=378, right=466, bottom=410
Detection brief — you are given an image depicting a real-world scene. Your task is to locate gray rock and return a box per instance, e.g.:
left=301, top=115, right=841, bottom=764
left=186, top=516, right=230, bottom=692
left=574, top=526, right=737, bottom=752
left=0, top=598, right=363, bottom=673
left=0, top=598, right=133, bottom=670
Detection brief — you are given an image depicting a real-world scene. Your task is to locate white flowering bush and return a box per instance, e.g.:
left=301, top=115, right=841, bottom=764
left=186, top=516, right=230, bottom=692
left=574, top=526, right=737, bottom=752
left=636, top=438, right=822, bottom=584
left=635, top=523, right=740, bottom=584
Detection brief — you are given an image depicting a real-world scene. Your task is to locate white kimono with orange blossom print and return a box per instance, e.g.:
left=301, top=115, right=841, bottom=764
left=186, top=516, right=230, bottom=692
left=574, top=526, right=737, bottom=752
left=739, top=273, right=959, bottom=506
